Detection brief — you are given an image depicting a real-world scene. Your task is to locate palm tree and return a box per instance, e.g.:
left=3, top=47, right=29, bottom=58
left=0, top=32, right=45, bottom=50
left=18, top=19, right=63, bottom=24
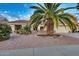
left=30, top=3, right=77, bottom=35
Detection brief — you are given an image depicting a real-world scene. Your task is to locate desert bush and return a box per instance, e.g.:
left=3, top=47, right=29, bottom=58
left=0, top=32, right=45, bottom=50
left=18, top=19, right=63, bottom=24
left=0, top=24, right=12, bottom=41
left=17, top=25, right=31, bottom=34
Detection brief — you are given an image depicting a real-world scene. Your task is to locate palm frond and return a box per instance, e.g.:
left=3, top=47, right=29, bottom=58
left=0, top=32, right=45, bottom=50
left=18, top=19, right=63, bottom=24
left=60, top=13, right=77, bottom=23
left=34, top=9, right=45, bottom=14
left=59, top=16, right=77, bottom=30
left=52, top=3, right=61, bottom=11
left=37, top=3, right=46, bottom=11
left=30, top=14, right=43, bottom=25
left=30, top=6, right=41, bottom=10
left=55, top=8, right=64, bottom=14
left=76, top=3, right=79, bottom=9
left=33, top=20, right=42, bottom=29
left=44, top=3, right=53, bottom=10
left=30, top=14, right=40, bottom=25
left=58, top=17, right=67, bottom=29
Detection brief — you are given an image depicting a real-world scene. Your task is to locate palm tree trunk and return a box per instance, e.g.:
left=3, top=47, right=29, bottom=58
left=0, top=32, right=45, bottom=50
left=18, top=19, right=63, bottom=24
left=46, top=18, right=54, bottom=35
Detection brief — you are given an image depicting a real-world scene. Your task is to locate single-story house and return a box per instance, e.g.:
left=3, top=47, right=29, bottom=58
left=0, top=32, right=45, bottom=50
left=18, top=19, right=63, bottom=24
left=0, top=20, right=79, bottom=33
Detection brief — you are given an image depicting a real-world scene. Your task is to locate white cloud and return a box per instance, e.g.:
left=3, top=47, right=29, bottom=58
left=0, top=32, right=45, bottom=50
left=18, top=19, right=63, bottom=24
left=4, top=11, right=8, bottom=13
left=0, top=12, right=31, bottom=21
left=18, top=14, right=31, bottom=20
left=8, top=17, right=19, bottom=21
left=1, top=13, right=9, bottom=18
left=26, top=14, right=31, bottom=18
left=0, top=13, right=19, bottom=21
left=19, top=14, right=22, bottom=17
left=23, top=15, right=26, bottom=17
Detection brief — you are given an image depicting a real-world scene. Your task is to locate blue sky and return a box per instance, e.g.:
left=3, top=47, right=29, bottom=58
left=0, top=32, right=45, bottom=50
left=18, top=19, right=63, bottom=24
left=0, top=3, right=78, bottom=21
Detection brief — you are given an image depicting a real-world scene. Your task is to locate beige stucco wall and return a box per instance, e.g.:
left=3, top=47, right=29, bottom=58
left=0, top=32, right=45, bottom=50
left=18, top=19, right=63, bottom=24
left=10, top=25, right=15, bottom=32
left=8, top=24, right=26, bottom=32
left=54, top=26, right=70, bottom=33
left=38, top=24, right=71, bottom=33
left=8, top=22, right=27, bottom=32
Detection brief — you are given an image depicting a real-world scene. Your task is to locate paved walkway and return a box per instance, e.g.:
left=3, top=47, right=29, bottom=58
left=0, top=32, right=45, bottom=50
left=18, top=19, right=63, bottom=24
left=62, top=33, right=79, bottom=39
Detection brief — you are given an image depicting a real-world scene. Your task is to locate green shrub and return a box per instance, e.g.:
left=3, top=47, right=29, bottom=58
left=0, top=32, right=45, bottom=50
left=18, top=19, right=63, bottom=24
left=0, top=24, right=12, bottom=41
left=18, top=25, right=31, bottom=34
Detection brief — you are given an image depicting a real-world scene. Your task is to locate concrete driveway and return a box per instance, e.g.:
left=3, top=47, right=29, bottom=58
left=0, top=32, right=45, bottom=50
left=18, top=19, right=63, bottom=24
left=0, top=33, right=79, bottom=56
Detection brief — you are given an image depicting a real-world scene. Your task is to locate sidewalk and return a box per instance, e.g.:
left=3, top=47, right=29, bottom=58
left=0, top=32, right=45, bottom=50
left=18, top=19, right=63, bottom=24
left=0, top=45, right=79, bottom=56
